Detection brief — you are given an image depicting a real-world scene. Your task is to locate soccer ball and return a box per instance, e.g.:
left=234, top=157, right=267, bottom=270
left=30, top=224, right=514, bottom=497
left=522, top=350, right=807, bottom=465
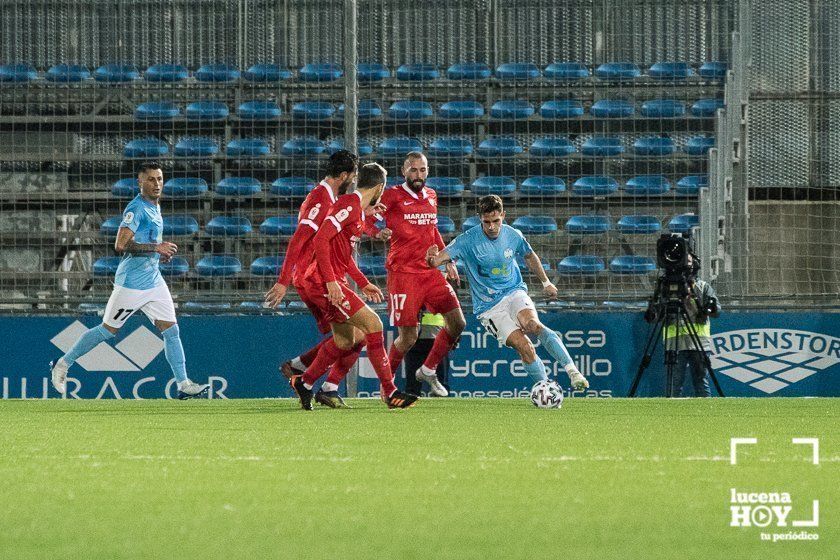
left=530, top=380, right=564, bottom=409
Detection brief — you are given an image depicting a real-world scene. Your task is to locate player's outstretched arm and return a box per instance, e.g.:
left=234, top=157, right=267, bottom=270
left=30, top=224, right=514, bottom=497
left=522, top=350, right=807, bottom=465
left=524, top=251, right=557, bottom=299
left=114, top=227, right=177, bottom=261
left=425, top=245, right=452, bottom=268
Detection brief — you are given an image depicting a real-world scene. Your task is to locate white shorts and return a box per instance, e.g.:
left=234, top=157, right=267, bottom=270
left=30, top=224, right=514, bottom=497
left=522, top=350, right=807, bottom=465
left=477, top=289, right=536, bottom=345
left=103, top=282, right=177, bottom=328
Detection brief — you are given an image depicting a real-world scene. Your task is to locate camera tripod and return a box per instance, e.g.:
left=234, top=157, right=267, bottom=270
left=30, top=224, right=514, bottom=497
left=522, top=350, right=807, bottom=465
left=628, top=276, right=724, bottom=397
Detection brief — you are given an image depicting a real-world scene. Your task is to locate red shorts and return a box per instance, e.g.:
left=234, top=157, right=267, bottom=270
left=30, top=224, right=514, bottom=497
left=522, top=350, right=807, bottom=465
left=297, top=279, right=367, bottom=333
left=386, top=269, right=460, bottom=327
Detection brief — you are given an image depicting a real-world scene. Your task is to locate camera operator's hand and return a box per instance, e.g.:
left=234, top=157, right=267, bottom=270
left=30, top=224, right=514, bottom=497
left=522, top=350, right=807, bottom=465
left=644, top=303, right=657, bottom=323
left=703, top=296, right=718, bottom=315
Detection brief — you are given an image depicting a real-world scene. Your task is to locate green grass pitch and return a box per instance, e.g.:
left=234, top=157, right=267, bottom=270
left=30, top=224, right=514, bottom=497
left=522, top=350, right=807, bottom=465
left=1, top=398, right=836, bottom=560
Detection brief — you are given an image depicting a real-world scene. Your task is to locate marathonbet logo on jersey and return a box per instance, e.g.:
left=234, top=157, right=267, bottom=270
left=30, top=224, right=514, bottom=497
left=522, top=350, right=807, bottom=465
left=50, top=320, right=164, bottom=371
left=711, top=329, right=839, bottom=394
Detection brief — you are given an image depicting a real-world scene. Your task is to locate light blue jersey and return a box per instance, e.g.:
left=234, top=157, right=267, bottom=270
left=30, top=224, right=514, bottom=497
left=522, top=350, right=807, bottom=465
left=445, top=223, right=533, bottom=316
left=114, top=195, right=164, bottom=290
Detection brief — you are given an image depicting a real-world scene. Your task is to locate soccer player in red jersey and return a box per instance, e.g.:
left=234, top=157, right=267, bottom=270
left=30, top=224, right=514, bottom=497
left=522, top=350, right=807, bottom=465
left=379, top=152, right=466, bottom=396
left=264, top=151, right=389, bottom=408
left=291, top=163, right=417, bottom=410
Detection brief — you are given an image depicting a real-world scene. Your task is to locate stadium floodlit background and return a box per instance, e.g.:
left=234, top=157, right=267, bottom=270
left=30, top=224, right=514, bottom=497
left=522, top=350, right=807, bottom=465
left=0, top=0, right=836, bottom=314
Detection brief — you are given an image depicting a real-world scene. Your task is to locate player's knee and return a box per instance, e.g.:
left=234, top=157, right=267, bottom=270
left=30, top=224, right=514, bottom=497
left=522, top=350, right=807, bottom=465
left=103, top=323, right=120, bottom=335
left=521, top=319, right=541, bottom=335
left=447, top=313, right=466, bottom=335
left=398, top=327, right=419, bottom=347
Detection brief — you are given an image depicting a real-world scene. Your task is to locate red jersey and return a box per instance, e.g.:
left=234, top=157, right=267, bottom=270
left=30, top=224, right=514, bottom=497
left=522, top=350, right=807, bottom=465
left=277, top=181, right=377, bottom=287
left=380, top=183, right=445, bottom=274
left=303, top=191, right=367, bottom=285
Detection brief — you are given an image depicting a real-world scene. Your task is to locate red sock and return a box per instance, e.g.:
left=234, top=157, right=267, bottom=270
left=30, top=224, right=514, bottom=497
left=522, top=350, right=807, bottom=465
left=422, top=329, right=456, bottom=371
left=326, top=342, right=364, bottom=385
left=299, top=337, right=330, bottom=368
left=365, top=332, right=397, bottom=397
left=303, top=338, right=343, bottom=386
left=388, top=344, right=405, bottom=376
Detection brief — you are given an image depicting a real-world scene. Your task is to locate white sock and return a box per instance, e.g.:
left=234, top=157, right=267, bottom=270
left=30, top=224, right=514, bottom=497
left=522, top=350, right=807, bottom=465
left=321, top=382, right=339, bottom=392
left=418, top=365, right=436, bottom=376
left=564, top=363, right=579, bottom=375
left=177, top=379, right=191, bottom=389
left=290, top=357, right=306, bottom=371
left=303, top=381, right=313, bottom=390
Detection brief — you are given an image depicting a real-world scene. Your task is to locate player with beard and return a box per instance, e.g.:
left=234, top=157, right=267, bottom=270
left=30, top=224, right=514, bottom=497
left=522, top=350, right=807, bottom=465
left=264, top=151, right=390, bottom=408
left=290, top=163, right=417, bottom=409
left=379, top=152, right=465, bottom=396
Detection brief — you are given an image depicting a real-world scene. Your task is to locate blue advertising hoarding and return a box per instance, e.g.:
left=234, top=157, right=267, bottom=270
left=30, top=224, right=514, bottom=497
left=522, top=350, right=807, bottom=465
left=1, top=311, right=838, bottom=399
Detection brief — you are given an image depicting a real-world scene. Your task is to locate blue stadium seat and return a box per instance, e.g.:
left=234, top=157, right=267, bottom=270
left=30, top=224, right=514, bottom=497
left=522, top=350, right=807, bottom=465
left=250, top=256, right=284, bottom=276
left=337, top=100, right=382, bottom=119
left=595, top=62, right=640, bottom=81
left=94, top=64, right=139, bottom=82
left=470, top=176, right=516, bottom=196
left=163, top=216, right=199, bottom=236
left=691, top=98, right=725, bottom=117
left=648, top=62, right=693, bottom=80
left=183, top=301, right=232, bottom=311
left=544, top=62, right=590, bottom=80
left=216, top=177, right=262, bottom=197
left=196, top=255, right=242, bottom=276
left=186, top=101, right=229, bottom=121
left=669, top=213, right=699, bottom=233
left=540, top=99, right=584, bottom=119
left=195, top=63, right=240, bottom=82
left=145, top=63, right=188, bottom=82
left=396, top=63, right=439, bottom=81
left=685, top=135, right=715, bottom=155
left=520, top=176, right=565, bottom=196
left=529, top=137, right=576, bottom=158
left=439, top=100, right=485, bottom=120
left=699, top=61, right=727, bottom=80
left=590, top=99, right=634, bottom=118
left=358, top=62, right=391, bottom=81
left=610, top=256, right=656, bottom=274
left=388, top=100, right=434, bottom=120
left=358, top=255, right=387, bottom=278
left=572, top=176, right=619, bottom=196
left=377, top=137, right=423, bottom=157
left=299, top=63, right=342, bottom=82
left=495, top=62, right=540, bottom=80
left=427, top=177, right=465, bottom=197
left=205, top=216, right=252, bottom=236
left=490, top=99, right=534, bottom=120
left=633, top=136, right=676, bottom=156
left=124, top=138, right=168, bottom=158
left=428, top=137, right=473, bottom=158
left=617, top=215, right=661, bottom=234
left=100, top=216, right=122, bottom=236
left=641, top=99, right=686, bottom=118
left=557, top=256, right=605, bottom=275
left=111, top=178, right=139, bottom=198
left=46, top=64, right=90, bottom=82
left=243, top=63, right=292, bottom=82
left=174, top=137, right=219, bottom=158
left=281, top=137, right=325, bottom=157
left=582, top=136, right=624, bottom=157
left=565, top=216, right=611, bottom=234
left=164, top=177, right=208, bottom=197
left=227, top=138, right=271, bottom=157
left=516, top=255, right=551, bottom=273
left=512, top=215, right=557, bottom=235
left=446, top=62, right=491, bottom=80
left=238, top=100, right=282, bottom=120
left=270, top=177, right=316, bottom=197
left=462, top=215, right=481, bottom=231
left=292, top=101, right=336, bottom=120
left=135, top=101, right=180, bottom=120
left=476, top=136, right=523, bottom=158
left=93, top=257, right=121, bottom=276
left=159, top=257, right=190, bottom=277
left=436, top=215, right=456, bottom=234
left=0, top=63, right=37, bottom=82
left=676, top=175, right=708, bottom=195
left=328, top=138, right=373, bottom=156
left=259, top=216, right=298, bottom=236
left=624, top=175, right=671, bottom=195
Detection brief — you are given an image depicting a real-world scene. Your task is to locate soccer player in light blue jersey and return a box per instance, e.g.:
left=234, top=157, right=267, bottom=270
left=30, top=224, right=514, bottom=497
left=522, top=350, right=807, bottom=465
left=50, top=163, right=208, bottom=399
left=426, top=194, right=589, bottom=392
